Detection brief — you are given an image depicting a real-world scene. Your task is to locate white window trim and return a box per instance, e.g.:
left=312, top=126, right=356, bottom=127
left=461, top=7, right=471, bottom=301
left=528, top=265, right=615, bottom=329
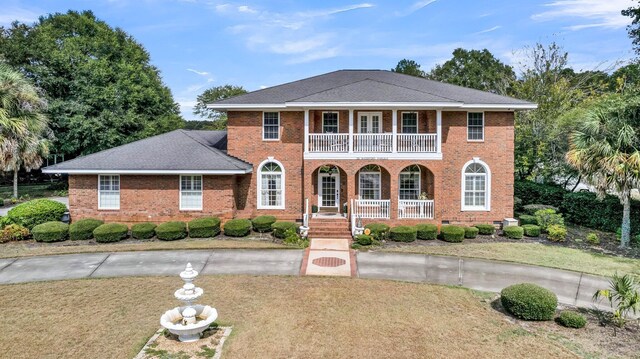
left=98, top=174, right=120, bottom=210
left=400, top=111, right=419, bottom=134
left=257, top=157, right=285, bottom=210
left=358, top=170, right=382, bottom=200
left=179, top=175, right=203, bottom=211
left=399, top=167, right=421, bottom=200
left=262, top=111, right=280, bottom=141
left=467, top=112, right=485, bottom=142
left=460, top=158, right=491, bottom=211
left=321, top=111, right=339, bottom=133
left=357, top=111, right=383, bottom=133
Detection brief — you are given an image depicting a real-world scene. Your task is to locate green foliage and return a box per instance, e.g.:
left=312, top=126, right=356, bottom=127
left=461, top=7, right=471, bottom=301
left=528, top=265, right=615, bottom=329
left=562, top=191, right=640, bottom=233
left=515, top=180, right=566, bottom=209
left=131, top=222, right=156, bottom=239
left=523, top=204, right=559, bottom=215
left=504, top=226, right=524, bottom=240
left=593, top=273, right=640, bottom=328
left=501, top=283, right=558, bottom=321
left=534, top=209, right=564, bottom=231
left=7, top=199, right=67, bottom=229
left=586, top=232, right=600, bottom=245
left=440, top=225, right=465, bottom=243
left=474, top=224, right=495, bottom=235
left=623, top=4, right=640, bottom=56
left=282, top=229, right=308, bottom=248
left=271, top=221, right=297, bottom=239
left=0, top=223, right=30, bottom=242
left=93, top=223, right=128, bottom=243
left=547, top=224, right=567, bottom=242
left=0, top=10, right=183, bottom=158
left=464, top=226, right=479, bottom=239
left=251, top=215, right=277, bottom=233
left=364, top=223, right=390, bottom=240
left=355, top=234, right=373, bottom=246
left=522, top=224, right=541, bottom=237
left=192, top=85, right=247, bottom=129
left=391, top=59, right=425, bottom=77
left=69, top=218, right=104, bottom=240
left=223, top=219, right=252, bottom=237
left=556, top=311, right=586, bottom=329
left=519, top=215, right=538, bottom=225
left=156, top=221, right=187, bottom=241
left=0, top=216, right=13, bottom=228
left=31, top=221, right=68, bottom=242
left=389, top=226, right=417, bottom=242
left=188, top=217, right=221, bottom=238
left=415, top=223, right=438, bottom=240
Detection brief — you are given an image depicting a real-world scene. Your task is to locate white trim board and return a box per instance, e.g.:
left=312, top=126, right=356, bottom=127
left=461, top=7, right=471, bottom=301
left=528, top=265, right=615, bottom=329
left=41, top=169, right=252, bottom=175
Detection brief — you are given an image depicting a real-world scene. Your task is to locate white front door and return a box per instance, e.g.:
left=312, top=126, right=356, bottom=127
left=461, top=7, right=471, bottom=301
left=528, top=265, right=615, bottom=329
left=358, top=112, right=382, bottom=133
left=318, top=173, right=339, bottom=208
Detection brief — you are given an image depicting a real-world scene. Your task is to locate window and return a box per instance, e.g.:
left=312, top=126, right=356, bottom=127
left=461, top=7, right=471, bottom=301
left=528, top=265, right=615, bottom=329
left=462, top=160, right=490, bottom=211
left=358, top=112, right=381, bottom=133
left=359, top=165, right=381, bottom=200
left=180, top=175, right=203, bottom=210
left=98, top=175, right=120, bottom=210
left=322, top=112, right=339, bottom=133
left=258, top=160, right=284, bottom=209
left=399, top=165, right=420, bottom=200
left=263, top=112, right=280, bottom=140
left=401, top=112, right=418, bottom=134
left=467, top=112, right=484, bottom=141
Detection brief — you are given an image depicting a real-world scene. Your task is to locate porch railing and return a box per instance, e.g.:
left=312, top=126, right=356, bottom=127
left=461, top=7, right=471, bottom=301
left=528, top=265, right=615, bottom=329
left=308, top=134, right=349, bottom=153
left=352, top=199, right=390, bottom=219
left=396, top=134, right=437, bottom=153
left=398, top=199, right=434, bottom=219
left=307, top=133, right=438, bottom=153
left=353, top=134, right=393, bottom=152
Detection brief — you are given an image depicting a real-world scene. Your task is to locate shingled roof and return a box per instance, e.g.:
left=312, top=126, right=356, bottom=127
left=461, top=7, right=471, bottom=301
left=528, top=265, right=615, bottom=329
left=209, top=69, right=536, bottom=109
left=42, top=130, right=252, bottom=174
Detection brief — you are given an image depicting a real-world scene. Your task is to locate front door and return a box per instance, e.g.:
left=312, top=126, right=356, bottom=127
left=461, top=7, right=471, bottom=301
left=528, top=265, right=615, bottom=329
left=319, top=173, right=339, bottom=208
left=358, top=112, right=382, bottom=133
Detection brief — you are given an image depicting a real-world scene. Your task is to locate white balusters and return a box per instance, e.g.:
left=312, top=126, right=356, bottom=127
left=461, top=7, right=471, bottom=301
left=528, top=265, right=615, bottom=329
left=397, top=200, right=434, bottom=219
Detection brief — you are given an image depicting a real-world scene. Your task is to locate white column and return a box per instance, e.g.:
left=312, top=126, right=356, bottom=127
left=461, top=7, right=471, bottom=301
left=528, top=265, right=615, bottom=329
left=304, top=109, right=309, bottom=153
left=392, top=110, right=397, bottom=153
left=436, top=109, right=442, bottom=154
left=348, top=109, right=354, bottom=153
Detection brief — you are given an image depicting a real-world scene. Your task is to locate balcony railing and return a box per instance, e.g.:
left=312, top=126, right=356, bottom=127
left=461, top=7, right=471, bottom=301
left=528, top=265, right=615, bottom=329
left=353, top=134, right=393, bottom=152
left=309, top=134, right=349, bottom=153
left=398, top=199, right=434, bottom=219
left=308, top=133, right=437, bottom=153
left=397, top=134, right=437, bottom=153
left=352, top=199, right=390, bottom=219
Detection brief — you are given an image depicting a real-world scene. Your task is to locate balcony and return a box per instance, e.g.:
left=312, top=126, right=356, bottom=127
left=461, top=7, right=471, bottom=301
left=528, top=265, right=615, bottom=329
left=308, top=133, right=438, bottom=154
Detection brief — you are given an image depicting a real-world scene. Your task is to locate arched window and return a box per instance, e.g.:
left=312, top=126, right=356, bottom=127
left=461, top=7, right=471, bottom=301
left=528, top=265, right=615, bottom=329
left=461, top=159, right=490, bottom=211
left=258, top=159, right=285, bottom=209
left=399, top=165, right=420, bottom=200
left=359, top=164, right=381, bottom=200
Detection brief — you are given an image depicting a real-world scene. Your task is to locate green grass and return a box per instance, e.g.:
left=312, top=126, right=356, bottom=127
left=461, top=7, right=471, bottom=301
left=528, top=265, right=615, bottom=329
left=382, top=242, right=640, bottom=278
left=0, top=183, right=58, bottom=200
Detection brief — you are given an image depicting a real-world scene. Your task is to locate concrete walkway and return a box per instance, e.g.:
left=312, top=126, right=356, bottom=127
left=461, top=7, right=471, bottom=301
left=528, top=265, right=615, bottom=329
left=302, top=238, right=354, bottom=277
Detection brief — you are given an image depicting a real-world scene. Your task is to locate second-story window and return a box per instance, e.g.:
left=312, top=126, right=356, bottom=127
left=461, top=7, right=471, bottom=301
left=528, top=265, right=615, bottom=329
left=322, top=112, right=339, bottom=133
left=401, top=112, right=418, bottom=133
left=467, top=112, right=484, bottom=141
left=263, top=112, right=280, bottom=140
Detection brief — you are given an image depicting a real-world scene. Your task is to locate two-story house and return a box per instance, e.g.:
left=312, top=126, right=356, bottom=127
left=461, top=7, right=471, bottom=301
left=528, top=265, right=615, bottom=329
left=43, top=70, right=536, bottom=237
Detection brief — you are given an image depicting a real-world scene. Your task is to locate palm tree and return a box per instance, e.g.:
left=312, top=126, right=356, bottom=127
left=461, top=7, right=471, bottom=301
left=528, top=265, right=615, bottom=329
left=566, top=95, right=640, bottom=248
left=593, top=273, right=640, bottom=331
left=0, top=63, right=50, bottom=198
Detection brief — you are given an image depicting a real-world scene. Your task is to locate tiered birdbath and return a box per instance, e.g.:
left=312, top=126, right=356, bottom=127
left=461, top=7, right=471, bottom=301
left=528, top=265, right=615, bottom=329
left=160, top=263, right=218, bottom=342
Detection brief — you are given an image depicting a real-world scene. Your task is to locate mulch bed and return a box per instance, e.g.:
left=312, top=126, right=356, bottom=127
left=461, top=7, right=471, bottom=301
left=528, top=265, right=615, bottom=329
left=136, top=325, right=232, bottom=359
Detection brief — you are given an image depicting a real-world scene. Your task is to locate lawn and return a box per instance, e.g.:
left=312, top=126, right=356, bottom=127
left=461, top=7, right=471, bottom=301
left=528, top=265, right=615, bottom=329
left=0, top=276, right=580, bottom=359
left=0, top=183, right=61, bottom=200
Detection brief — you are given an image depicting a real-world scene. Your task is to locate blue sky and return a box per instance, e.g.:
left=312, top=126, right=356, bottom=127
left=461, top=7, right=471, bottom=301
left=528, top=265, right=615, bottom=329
left=1, top=0, right=636, bottom=120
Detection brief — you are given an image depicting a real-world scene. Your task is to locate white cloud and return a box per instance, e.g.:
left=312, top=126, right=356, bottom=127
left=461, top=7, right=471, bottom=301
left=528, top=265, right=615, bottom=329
left=532, top=0, right=634, bottom=30
left=187, top=68, right=210, bottom=76
left=396, top=0, right=437, bottom=16
left=0, top=7, right=40, bottom=25
left=237, top=5, right=257, bottom=14
left=474, top=25, right=501, bottom=35
left=297, top=3, right=375, bottom=18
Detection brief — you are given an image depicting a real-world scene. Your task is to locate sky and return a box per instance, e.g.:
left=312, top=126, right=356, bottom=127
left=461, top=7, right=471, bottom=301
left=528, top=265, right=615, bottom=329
left=1, top=0, right=636, bottom=120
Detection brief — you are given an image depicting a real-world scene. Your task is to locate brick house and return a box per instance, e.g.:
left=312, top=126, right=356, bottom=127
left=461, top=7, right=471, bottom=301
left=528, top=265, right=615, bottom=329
left=43, top=70, right=536, bottom=237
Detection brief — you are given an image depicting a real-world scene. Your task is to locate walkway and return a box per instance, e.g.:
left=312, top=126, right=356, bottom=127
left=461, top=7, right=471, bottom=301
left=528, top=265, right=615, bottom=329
left=301, top=238, right=355, bottom=277
left=0, top=249, right=612, bottom=309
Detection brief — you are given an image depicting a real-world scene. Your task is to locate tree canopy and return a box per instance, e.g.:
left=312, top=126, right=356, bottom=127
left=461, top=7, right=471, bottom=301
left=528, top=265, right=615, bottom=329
left=391, top=59, right=425, bottom=77
left=0, top=10, right=183, bottom=158
left=191, top=84, right=247, bottom=130
left=623, top=1, right=640, bottom=55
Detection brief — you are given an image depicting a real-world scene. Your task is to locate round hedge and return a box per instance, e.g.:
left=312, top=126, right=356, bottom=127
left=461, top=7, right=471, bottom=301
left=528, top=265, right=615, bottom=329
left=224, top=219, right=252, bottom=237
left=474, top=224, right=495, bottom=235
left=364, top=223, right=390, bottom=240
left=0, top=224, right=30, bottom=242
left=504, top=226, right=524, bottom=240
left=93, top=223, right=129, bottom=243
left=188, top=217, right=221, bottom=238
left=415, top=224, right=437, bottom=240
left=69, top=218, right=104, bottom=241
left=501, top=283, right=557, bottom=321
left=556, top=311, right=586, bottom=329
left=522, top=224, right=541, bottom=237
left=252, top=215, right=277, bottom=233
left=271, top=221, right=297, bottom=239
left=464, top=226, right=479, bottom=239
left=389, top=226, right=417, bottom=242
left=519, top=214, right=538, bottom=226
left=32, top=221, right=69, bottom=242
left=355, top=234, right=372, bottom=245
left=156, top=221, right=187, bottom=241
left=7, top=199, right=67, bottom=230
left=440, top=225, right=465, bottom=242
left=131, top=222, right=156, bottom=239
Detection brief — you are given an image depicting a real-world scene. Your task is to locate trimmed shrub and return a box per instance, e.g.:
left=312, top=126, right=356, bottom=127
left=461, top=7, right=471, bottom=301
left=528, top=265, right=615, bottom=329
left=131, top=222, right=156, bottom=239
left=501, top=283, right=558, bottom=321
left=464, top=226, right=479, bottom=239
left=514, top=196, right=523, bottom=213
left=522, top=224, right=541, bottom=237
left=364, top=223, right=390, bottom=240
left=415, top=224, right=438, bottom=240
left=93, top=223, right=128, bottom=243
left=440, top=225, right=465, bottom=242
left=519, top=214, right=538, bottom=226
left=535, top=209, right=564, bottom=231
left=523, top=204, right=559, bottom=216
left=156, top=221, right=188, bottom=241
left=188, top=217, right=221, bottom=238
left=586, top=232, right=600, bottom=245
left=504, top=225, right=524, bottom=239
left=562, top=191, right=640, bottom=234
left=389, top=226, right=417, bottom=242
left=0, top=224, right=30, bottom=243
left=474, top=224, right=495, bottom=235
left=271, top=221, right=297, bottom=239
left=355, top=234, right=373, bottom=246
left=69, top=218, right=104, bottom=241
left=556, top=311, right=586, bottom=329
left=7, top=199, right=67, bottom=229
left=32, top=221, right=69, bottom=242
left=547, top=224, right=567, bottom=242
left=514, top=180, right=566, bottom=209
left=0, top=215, right=13, bottom=227
left=252, top=215, right=277, bottom=233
